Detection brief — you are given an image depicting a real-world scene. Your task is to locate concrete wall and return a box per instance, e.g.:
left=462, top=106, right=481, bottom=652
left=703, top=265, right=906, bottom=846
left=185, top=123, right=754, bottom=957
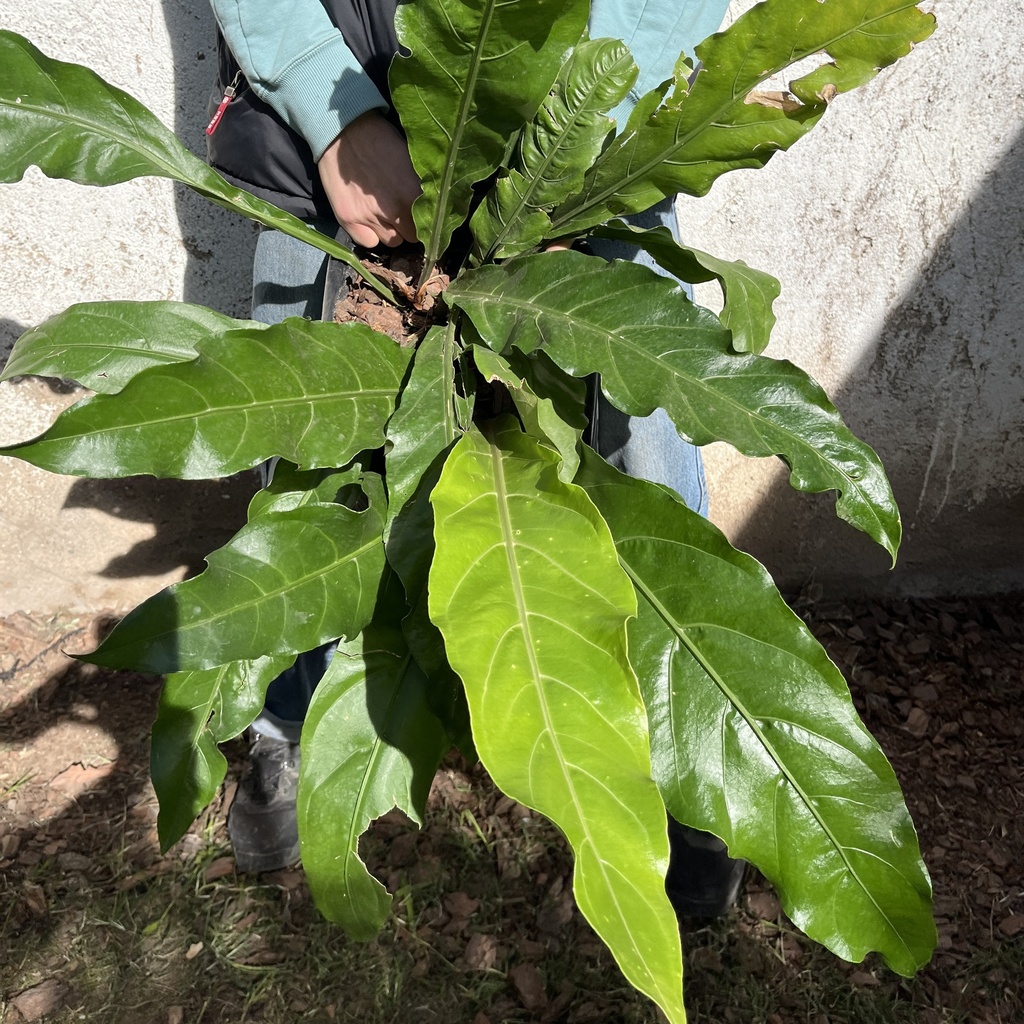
left=680, top=0, right=1024, bottom=597
left=0, top=0, right=256, bottom=614
left=1, top=0, right=1021, bottom=613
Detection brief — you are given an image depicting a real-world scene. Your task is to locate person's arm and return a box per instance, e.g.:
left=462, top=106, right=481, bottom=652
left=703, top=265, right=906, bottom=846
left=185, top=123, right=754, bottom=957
left=210, top=0, right=419, bottom=246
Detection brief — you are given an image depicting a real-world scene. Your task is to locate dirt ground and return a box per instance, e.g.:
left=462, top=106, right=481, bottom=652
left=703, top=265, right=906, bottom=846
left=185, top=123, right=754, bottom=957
left=1, top=595, right=1021, bottom=1023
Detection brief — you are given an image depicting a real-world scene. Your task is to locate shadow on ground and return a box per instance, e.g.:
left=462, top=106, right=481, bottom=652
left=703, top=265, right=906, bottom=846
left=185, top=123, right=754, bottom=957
left=1, top=598, right=1021, bottom=1024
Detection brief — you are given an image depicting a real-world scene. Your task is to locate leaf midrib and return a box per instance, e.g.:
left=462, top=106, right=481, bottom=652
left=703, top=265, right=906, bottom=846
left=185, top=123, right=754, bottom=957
left=551, top=3, right=922, bottom=231
left=622, top=553, right=914, bottom=961
left=106, top=528, right=380, bottom=661
left=485, top=435, right=663, bottom=996
left=422, top=0, right=500, bottom=272
left=460, top=285, right=889, bottom=545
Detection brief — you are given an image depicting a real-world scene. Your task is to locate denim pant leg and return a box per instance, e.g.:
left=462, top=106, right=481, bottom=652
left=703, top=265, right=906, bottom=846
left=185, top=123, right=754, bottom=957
left=249, top=224, right=338, bottom=743
left=586, top=200, right=709, bottom=517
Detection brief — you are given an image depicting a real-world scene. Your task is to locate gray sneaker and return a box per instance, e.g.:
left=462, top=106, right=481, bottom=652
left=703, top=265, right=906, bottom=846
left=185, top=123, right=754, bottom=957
left=228, top=733, right=301, bottom=872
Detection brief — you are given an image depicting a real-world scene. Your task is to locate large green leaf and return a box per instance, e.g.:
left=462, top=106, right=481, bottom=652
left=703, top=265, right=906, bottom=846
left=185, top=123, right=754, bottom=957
left=471, top=345, right=584, bottom=481
left=0, top=302, right=262, bottom=392
left=471, top=37, right=637, bottom=259
left=577, top=449, right=935, bottom=976
left=85, top=483, right=386, bottom=673
left=151, top=654, right=294, bottom=850
left=0, top=31, right=391, bottom=298
left=246, top=461, right=366, bottom=519
left=428, top=421, right=686, bottom=1024
left=384, top=324, right=462, bottom=536
left=551, top=0, right=936, bottom=234
left=390, top=0, right=590, bottom=278
left=0, top=319, right=410, bottom=480
left=298, top=569, right=448, bottom=939
left=593, top=221, right=781, bottom=355
left=449, top=250, right=900, bottom=560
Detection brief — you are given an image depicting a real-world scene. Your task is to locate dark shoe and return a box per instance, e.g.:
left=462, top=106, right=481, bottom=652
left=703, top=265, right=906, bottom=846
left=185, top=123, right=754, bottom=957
left=666, top=818, right=746, bottom=919
left=228, top=733, right=301, bottom=872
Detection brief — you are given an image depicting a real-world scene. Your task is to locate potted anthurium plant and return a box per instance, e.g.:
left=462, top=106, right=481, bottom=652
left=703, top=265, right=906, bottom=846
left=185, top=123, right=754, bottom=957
left=0, top=0, right=937, bottom=1019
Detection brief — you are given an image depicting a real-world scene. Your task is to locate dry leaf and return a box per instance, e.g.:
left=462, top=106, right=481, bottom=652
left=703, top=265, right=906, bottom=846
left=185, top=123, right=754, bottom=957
left=745, top=89, right=803, bottom=113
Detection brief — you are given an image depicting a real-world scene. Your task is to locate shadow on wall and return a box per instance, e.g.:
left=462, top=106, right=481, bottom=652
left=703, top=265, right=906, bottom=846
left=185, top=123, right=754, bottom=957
left=1, top=318, right=28, bottom=367
left=158, top=0, right=257, bottom=315
left=730, top=127, right=1024, bottom=599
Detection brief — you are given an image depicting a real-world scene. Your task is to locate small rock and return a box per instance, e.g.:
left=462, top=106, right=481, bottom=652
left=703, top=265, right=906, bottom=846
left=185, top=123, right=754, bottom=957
left=11, top=980, right=69, bottom=1021
left=167, top=1008, right=184, bottom=1024
left=185, top=941, right=204, bottom=960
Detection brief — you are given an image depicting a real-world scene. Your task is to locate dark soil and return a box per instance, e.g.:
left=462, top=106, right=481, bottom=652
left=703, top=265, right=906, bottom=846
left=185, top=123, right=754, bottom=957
left=1, top=596, right=1021, bottom=1023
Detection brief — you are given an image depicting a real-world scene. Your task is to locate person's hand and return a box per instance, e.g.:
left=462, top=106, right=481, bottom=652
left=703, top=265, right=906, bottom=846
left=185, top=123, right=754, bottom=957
left=317, top=111, right=421, bottom=248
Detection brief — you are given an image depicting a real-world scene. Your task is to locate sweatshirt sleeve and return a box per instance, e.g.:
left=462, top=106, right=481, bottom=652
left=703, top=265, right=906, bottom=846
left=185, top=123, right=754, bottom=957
left=209, top=0, right=388, bottom=162
left=590, top=0, right=732, bottom=125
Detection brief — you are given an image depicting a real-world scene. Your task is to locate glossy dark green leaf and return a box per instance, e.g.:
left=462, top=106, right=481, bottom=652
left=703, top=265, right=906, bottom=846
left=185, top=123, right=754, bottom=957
left=384, top=324, right=461, bottom=535
left=429, top=421, right=686, bottom=1024
left=85, top=483, right=386, bottom=673
left=298, top=569, right=447, bottom=939
left=471, top=37, right=637, bottom=258
left=151, top=655, right=294, bottom=850
left=577, top=449, right=935, bottom=976
left=471, top=346, right=583, bottom=481
left=1, top=319, right=410, bottom=480
left=551, top=0, right=936, bottom=234
left=0, top=31, right=391, bottom=297
left=390, top=0, right=590, bottom=276
left=449, top=251, right=900, bottom=560
left=593, top=220, right=781, bottom=354
left=0, top=302, right=261, bottom=392
left=246, top=461, right=366, bottom=519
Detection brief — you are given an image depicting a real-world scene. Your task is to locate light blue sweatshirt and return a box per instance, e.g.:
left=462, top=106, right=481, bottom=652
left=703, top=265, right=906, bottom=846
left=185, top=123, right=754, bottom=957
left=209, top=0, right=732, bottom=162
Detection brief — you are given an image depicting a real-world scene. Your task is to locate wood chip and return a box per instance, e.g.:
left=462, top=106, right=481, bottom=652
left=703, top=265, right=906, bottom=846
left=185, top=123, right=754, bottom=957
left=849, top=970, right=880, bottom=987
left=998, top=914, right=1024, bottom=937
left=11, top=980, right=69, bottom=1022
left=905, top=707, right=930, bottom=737
left=509, top=963, right=548, bottom=1010
left=204, top=856, right=236, bottom=882
left=464, top=932, right=498, bottom=971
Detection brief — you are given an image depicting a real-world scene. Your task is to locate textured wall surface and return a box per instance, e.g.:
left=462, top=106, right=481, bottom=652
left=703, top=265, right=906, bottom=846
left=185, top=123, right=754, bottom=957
left=680, top=0, right=1024, bottom=596
left=0, top=0, right=256, bottom=613
left=1, top=0, right=1021, bottom=612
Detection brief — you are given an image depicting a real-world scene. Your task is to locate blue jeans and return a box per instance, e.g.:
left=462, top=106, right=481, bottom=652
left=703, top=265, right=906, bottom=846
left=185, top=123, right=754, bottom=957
left=250, top=204, right=707, bottom=740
